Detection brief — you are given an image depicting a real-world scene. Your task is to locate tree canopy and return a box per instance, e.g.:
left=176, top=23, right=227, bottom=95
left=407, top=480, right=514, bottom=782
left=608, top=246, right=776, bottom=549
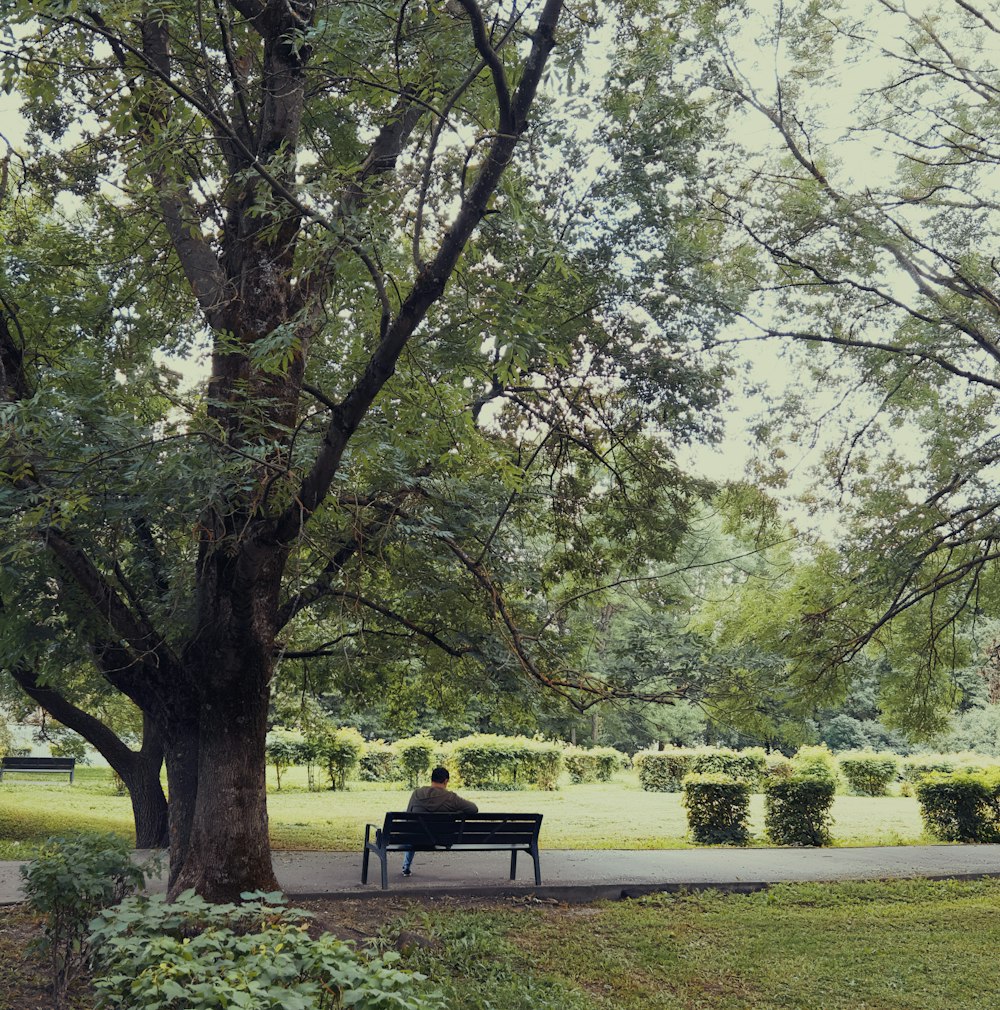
left=0, top=0, right=734, bottom=898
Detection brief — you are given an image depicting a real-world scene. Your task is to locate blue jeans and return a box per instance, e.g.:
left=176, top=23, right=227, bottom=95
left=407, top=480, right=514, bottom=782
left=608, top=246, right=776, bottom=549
left=402, top=847, right=414, bottom=872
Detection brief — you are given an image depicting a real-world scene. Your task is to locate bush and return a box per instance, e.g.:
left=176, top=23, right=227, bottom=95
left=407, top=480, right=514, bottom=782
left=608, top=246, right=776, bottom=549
left=764, top=753, right=794, bottom=780
left=838, top=750, right=899, bottom=796
left=916, top=770, right=1000, bottom=842
left=902, top=754, right=957, bottom=783
left=450, top=734, right=562, bottom=790
left=315, top=726, right=365, bottom=789
left=266, top=728, right=305, bottom=790
left=395, top=734, right=438, bottom=788
left=564, top=746, right=599, bottom=783
left=682, top=773, right=751, bottom=845
left=89, top=890, right=446, bottom=1010
left=517, top=739, right=564, bottom=790
left=21, top=832, right=147, bottom=1004
left=764, top=775, right=836, bottom=846
left=691, top=747, right=767, bottom=787
left=791, top=744, right=840, bottom=787
left=359, top=741, right=400, bottom=782
left=634, top=748, right=696, bottom=792
left=592, top=746, right=626, bottom=781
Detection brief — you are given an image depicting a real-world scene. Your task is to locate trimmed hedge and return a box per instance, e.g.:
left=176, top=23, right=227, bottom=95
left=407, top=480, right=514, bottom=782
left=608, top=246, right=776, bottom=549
left=838, top=751, right=898, bottom=796
left=764, top=775, right=836, bottom=846
left=791, top=745, right=840, bottom=787
left=682, top=773, right=751, bottom=845
left=634, top=749, right=696, bottom=792
left=450, top=734, right=563, bottom=790
left=916, top=770, right=1000, bottom=842
left=564, top=746, right=626, bottom=783
left=691, top=747, right=767, bottom=787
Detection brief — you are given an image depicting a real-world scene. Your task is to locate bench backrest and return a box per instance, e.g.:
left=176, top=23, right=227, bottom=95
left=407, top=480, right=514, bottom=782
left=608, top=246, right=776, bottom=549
left=382, top=812, right=542, bottom=848
left=0, top=757, right=77, bottom=771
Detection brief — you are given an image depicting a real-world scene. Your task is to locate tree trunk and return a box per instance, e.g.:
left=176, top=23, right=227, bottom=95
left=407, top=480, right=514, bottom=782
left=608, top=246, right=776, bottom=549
left=168, top=686, right=278, bottom=901
left=8, top=665, right=170, bottom=848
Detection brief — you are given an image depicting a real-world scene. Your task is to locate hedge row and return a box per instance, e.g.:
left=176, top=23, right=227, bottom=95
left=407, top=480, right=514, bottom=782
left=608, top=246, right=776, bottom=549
left=265, top=729, right=627, bottom=792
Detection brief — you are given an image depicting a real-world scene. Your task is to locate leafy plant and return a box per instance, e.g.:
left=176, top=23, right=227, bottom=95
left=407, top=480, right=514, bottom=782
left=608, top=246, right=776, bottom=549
left=315, top=726, right=365, bottom=790
left=20, top=832, right=147, bottom=1006
left=764, top=775, right=835, bottom=846
left=359, top=741, right=400, bottom=782
left=266, top=728, right=306, bottom=791
left=88, top=890, right=446, bottom=1010
left=691, top=747, right=767, bottom=786
left=682, top=773, right=751, bottom=845
left=394, top=735, right=439, bottom=788
left=791, top=745, right=840, bottom=787
left=916, top=770, right=1000, bottom=843
left=838, top=751, right=898, bottom=796
left=633, top=748, right=696, bottom=792
left=450, top=734, right=563, bottom=790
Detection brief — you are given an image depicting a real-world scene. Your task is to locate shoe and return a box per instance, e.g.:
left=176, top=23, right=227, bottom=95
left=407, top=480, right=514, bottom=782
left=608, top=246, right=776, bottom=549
left=402, top=868, right=412, bottom=876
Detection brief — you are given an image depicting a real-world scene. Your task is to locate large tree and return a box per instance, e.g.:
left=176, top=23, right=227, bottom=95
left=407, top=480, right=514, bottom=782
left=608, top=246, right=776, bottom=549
left=1, top=1, right=729, bottom=899
left=694, top=0, right=1000, bottom=729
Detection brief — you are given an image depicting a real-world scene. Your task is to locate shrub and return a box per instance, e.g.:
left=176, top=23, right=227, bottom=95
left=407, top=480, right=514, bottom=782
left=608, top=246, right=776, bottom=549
left=21, top=832, right=147, bottom=1004
left=764, top=775, right=836, bottom=846
left=89, top=890, right=446, bottom=1010
left=764, top=752, right=794, bottom=780
left=916, top=770, right=1000, bottom=842
left=791, top=744, right=840, bottom=787
left=902, top=754, right=957, bottom=783
left=564, top=746, right=599, bottom=783
left=838, top=751, right=899, bottom=796
left=692, top=747, right=767, bottom=787
left=634, top=748, right=696, bottom=792
left=395, top=734, right=438, bottom=788
left=593, top=746, right=626, bottom=781
left=359, top=741, right=400, bottom=782
left=518, top=739, right=564, bottom=790
left=49, top=733, right=89, bottom=764
left=319, top=726, right=366, bottom=789
left=450, top=734, right=562, bottom=790
left=682, top=773, right=751, bottom=845
left=266, top=728, right=305, bottom=790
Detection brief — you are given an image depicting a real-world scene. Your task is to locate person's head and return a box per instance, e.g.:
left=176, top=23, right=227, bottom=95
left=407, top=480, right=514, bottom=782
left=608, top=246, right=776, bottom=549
left=430, top=766, right=450, bottom=786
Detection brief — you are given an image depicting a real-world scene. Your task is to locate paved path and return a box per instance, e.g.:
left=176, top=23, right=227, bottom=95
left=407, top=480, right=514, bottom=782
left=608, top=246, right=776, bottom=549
left=4, top=844, right=1000, bottom=905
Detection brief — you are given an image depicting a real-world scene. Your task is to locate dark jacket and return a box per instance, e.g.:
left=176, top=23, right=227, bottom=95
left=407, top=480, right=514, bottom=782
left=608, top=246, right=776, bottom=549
left=406, top=785, right=478, bottom=814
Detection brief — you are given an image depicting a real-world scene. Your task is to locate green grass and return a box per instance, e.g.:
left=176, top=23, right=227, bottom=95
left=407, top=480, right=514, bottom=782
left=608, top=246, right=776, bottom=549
left=402, top=877, right=1000, bottom=1009
left=0, top=766, right=932, bottom=859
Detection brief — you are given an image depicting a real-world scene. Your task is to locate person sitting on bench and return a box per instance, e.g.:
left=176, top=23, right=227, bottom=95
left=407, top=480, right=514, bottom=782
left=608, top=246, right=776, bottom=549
left=402, top=766, right=478, bottom=876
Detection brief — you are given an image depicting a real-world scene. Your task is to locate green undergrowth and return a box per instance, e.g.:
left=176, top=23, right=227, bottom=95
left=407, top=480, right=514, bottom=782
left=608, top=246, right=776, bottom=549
left=1, top=771, right=932, bottom=859
left=400, top=878, right=1000, bottom=1010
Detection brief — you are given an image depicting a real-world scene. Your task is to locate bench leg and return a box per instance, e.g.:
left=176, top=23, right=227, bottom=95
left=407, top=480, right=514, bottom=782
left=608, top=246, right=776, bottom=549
left=362, top=846, right=370, bottom=884
left=531, top=845, right=541, bottom=886
left=380, top=851, right=388, bottom=890
left=510, top=849, right=517, bottom=880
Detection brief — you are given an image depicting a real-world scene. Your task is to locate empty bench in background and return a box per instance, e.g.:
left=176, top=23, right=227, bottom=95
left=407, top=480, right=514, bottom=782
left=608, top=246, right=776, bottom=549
left=362, top=811, right=543, bottom=890
left=0, top=756, right=76, bottom=782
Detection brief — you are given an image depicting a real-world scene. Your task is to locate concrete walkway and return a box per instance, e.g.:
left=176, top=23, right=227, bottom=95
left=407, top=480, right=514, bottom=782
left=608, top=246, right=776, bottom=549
left=4, top=844, right=1000, bottom=905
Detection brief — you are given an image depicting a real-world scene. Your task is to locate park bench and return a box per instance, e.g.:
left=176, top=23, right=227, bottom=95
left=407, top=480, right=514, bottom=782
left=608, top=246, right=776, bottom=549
left=362, top=811, right=543, bottom=890
left=0, top=756, right=76, bottom=782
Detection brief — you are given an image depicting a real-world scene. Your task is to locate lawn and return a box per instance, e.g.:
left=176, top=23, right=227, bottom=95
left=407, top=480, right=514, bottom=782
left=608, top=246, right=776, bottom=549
left=0, top=766, right=931, bottom=859
left=401, top=877, right=1000, bottom=1009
